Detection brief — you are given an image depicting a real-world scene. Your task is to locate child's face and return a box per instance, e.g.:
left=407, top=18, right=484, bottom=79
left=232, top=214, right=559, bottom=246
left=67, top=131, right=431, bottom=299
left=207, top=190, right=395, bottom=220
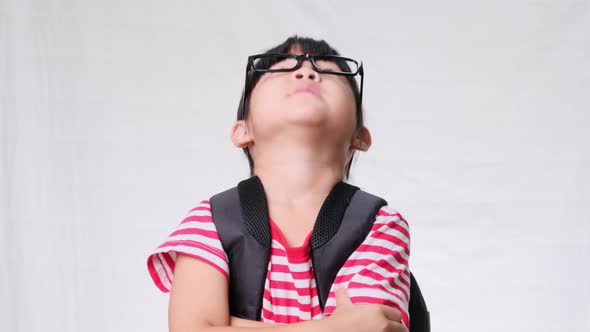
left=245, top=54, right=358, bottom=147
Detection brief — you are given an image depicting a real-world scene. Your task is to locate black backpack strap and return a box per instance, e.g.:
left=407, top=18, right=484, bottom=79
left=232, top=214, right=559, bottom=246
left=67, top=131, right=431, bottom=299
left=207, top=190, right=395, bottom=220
left=409, top=272, right=431, bottom=332
left=211, top=176, right=430, bottom=331
left=312, top=190, right=431, bottom=332
left=311, top=189, right=387, bottom=311
left=209, top=176, right=271, bottom=320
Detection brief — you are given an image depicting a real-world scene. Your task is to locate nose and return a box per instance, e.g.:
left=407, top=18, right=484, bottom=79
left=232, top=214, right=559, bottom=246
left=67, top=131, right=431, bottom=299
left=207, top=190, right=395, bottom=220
left=292, top=60, right=319, bottom=81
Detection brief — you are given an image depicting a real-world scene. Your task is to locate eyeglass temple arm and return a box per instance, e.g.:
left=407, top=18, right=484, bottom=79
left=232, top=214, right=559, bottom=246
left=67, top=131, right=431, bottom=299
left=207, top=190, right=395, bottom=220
left=240, top=60, right=252, bottom=119
left=359, top=64, right=364, bottom=108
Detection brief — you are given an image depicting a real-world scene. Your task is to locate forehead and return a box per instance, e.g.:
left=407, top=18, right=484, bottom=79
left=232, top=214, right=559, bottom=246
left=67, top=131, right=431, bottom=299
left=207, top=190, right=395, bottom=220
left=286, top=44, right=328, bottom=57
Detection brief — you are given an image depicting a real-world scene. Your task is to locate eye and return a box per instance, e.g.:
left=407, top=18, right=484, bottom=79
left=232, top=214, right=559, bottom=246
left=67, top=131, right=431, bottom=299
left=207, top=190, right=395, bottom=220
left=314, top=57, right=358, bottom=74
left=268, top=57, right=298, bottom=70
left=314, top=60, right=341, bottom=72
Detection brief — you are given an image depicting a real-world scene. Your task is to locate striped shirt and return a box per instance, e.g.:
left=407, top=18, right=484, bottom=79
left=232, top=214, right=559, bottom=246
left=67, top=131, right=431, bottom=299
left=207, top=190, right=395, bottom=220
left=147, top=199, right=411, bottom=328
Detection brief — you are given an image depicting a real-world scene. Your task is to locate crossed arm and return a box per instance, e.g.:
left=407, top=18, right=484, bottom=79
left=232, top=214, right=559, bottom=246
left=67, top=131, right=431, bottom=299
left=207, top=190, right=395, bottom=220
left=169, top=255, right=407, bottom=332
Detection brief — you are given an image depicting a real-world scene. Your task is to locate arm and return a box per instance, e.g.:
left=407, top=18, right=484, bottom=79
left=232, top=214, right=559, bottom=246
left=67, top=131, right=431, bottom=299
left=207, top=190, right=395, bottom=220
left=169, top=254, right=336, bottom=332
left=170, top=255, right=406, bottom=332
left=156, top=201, right=406, bottom=332
left=349, top=209, right=411, bottom=329
left=227, top=291, right=406, bottom=332
left=147, top=201, right=335, bottom=331
left=323, top=208, right=411, bottom=329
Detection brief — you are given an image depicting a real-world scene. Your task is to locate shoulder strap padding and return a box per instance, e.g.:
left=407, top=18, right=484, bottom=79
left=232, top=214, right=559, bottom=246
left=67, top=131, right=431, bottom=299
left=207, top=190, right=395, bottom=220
left=209, top=176, right=271, bottom=321
left=409, top=272, right=431, bottom=332
left=311, top=189, right=387, bottom=310
left=210, top=177, right=431, bottom=328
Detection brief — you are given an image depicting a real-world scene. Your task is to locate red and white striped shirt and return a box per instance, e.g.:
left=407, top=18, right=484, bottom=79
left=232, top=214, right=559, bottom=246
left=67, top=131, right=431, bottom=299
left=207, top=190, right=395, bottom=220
left=147, top=199, right=411, bottom=328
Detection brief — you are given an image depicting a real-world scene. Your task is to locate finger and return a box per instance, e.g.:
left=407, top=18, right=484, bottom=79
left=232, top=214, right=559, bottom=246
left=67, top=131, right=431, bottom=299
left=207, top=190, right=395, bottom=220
left=334, top=286, right=352, bottom=305
left=380, top=305, right=402, bottom=322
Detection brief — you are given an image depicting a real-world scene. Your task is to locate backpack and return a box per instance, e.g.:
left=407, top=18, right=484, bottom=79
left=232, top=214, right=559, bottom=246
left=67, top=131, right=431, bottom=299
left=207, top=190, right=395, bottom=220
left=210, top=176, right=430, bottom=332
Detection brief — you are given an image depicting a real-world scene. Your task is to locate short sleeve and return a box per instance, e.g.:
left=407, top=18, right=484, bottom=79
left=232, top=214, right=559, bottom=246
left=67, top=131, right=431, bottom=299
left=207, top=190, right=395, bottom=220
left=146, top=200, right=229, bottom=292
left=324, top=206, right=411, bottom=329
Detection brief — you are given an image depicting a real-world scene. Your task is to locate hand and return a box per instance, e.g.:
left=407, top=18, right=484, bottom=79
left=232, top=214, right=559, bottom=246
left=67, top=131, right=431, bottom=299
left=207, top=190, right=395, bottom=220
left=326, top=286, right=408, bottom=332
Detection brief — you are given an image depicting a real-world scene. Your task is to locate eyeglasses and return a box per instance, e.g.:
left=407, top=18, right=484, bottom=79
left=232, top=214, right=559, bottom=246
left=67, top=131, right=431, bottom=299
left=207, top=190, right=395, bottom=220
left=240, top=53, right=364, bottom=116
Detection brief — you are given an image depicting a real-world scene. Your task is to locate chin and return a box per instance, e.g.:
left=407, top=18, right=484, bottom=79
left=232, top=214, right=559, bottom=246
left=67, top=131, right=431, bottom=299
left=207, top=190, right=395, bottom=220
left=284, top=107, right=328, bottom=127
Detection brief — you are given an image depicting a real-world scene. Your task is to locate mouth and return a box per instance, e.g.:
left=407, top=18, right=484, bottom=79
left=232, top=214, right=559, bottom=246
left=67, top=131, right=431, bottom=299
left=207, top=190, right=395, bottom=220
left=293, top=86, right=320, bottom=97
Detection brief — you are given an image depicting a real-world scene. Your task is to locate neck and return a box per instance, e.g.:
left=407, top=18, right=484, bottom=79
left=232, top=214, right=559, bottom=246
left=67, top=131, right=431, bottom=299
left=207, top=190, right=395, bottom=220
left=252, top=144, right=348, bottom=207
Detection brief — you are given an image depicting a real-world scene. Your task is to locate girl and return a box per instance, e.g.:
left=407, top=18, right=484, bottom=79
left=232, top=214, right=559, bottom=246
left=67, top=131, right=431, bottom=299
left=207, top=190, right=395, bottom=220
left=147, top=36, right=411, bottom=332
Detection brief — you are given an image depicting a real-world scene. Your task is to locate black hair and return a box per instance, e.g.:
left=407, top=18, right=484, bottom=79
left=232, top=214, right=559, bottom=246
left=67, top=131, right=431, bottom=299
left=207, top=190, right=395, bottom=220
left=237, top=35, right=364, bottom=180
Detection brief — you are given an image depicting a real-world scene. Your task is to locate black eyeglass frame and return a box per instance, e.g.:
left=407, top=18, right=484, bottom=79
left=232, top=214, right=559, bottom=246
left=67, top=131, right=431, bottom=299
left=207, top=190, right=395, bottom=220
left=240, top=53, right=364, bottom=118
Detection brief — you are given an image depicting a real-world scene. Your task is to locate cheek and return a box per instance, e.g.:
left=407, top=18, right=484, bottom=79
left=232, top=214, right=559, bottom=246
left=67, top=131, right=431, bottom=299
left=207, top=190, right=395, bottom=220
left=249, top=82, right=279, bottom=115
left=329, top=81, right=357, bottom=123
left=247, top=81, right=286, bottom=131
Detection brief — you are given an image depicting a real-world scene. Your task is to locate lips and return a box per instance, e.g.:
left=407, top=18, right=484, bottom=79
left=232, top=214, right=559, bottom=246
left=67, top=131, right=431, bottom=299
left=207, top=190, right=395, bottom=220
left=292, top=85, right=320, bottom=97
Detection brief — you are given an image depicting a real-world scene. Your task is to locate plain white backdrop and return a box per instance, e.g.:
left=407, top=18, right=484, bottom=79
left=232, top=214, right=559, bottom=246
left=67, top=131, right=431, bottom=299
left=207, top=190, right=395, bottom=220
left=1, top=1, right=589, bottom=331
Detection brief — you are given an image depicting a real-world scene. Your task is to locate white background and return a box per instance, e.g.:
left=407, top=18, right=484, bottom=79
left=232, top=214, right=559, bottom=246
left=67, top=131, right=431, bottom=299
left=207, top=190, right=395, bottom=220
left=1, top=1, right=589, bottom=331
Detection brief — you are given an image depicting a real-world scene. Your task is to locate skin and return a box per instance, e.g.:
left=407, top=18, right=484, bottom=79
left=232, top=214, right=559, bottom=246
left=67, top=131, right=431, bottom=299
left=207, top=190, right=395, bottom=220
left=231, top=52, right=372, bottom=246
left=168, top=49, right=407, bottom=332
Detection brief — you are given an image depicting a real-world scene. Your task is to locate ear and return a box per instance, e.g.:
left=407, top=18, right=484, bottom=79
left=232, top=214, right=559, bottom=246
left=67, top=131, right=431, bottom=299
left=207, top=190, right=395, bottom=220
left=231, top=120, right=253, bottom=148
left=350, top=126, right=372, bottom=152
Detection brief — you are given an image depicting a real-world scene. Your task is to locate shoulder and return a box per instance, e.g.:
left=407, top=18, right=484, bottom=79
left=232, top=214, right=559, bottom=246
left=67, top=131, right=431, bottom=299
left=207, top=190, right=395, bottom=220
left=362, top=205, right=411, bottom=256
left=160, top=199, right=222, bottom=251
left=179, top=199, right=214, bottom=225
left=374, top=205, right=410, bottom=234
left=146, top=199, right=229, bottom=292
left=351, top=188, right=409, bottom=229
